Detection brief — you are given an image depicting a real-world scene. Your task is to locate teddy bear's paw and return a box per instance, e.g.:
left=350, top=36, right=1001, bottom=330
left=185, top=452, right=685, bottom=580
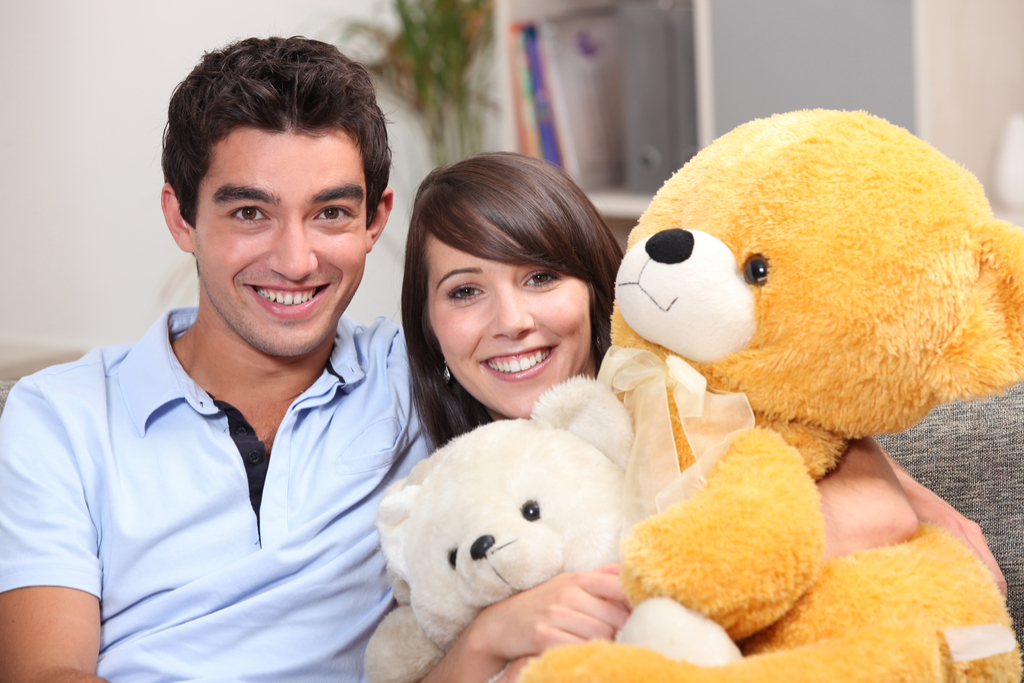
left=620, top=429, right=825, bottom=639
left=364, top=605, right=444, bottom=683
left=617, top=597, right=742, bottom=666
left=519, top=640, right=704, bottom=683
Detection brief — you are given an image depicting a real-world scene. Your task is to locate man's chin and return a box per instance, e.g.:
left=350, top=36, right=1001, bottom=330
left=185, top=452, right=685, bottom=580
left=243, top=325, right=337, bottom=360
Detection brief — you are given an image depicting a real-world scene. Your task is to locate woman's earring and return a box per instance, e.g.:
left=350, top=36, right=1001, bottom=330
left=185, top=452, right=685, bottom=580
left=443, top=360, right=452, bottom=384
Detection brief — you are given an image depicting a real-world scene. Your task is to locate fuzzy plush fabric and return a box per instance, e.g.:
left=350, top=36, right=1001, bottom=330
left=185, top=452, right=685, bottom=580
left=878, top=383, right=1024, bottom=652
left=365, top=377, right=634, bottom=683
left=520, top=110, right=1024, bottom=683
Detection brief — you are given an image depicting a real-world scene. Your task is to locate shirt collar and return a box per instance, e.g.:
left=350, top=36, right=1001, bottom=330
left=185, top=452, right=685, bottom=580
left=120, top=308, right=365, bottom=437
left=327, top=314, right=366, bottom=390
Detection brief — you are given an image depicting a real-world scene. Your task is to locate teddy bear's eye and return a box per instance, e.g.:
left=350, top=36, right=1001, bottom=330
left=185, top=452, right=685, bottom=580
left=522, top=501, right=541, bottom=521
left=743, top=255, right=769, bottom=286
left=448, top=548, right=457, bottom=569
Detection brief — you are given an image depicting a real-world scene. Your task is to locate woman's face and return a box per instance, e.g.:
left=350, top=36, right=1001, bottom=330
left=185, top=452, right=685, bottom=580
left=425, top=236, right=596, bottom=421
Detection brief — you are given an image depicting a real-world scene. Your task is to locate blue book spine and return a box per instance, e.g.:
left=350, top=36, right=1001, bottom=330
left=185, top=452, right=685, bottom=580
left=523, top=24, right=562, bottom=167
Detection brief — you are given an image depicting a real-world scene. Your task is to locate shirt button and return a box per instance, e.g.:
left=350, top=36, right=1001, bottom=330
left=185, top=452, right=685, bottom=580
left=247, top=450, right=262, bottom=464
left=235, top=426, right=248, bottom=436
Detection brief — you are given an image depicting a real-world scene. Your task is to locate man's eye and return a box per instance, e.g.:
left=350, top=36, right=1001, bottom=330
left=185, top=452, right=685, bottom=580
left=318, top=207, right=346, bottom=220
left=234, top=207, right=264, bottom=221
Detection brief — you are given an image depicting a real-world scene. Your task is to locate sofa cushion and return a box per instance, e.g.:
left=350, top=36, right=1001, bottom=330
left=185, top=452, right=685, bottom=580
left=0, top=379, right=13, bottom=417
left=878, top=381, right=1024, bottom=651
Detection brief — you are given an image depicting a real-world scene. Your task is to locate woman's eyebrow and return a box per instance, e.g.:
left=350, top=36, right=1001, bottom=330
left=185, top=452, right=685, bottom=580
left=436, top=267, right=481, bottom=290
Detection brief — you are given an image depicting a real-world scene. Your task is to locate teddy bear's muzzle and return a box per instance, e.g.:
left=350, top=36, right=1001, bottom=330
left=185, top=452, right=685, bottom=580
left=616, top=229, right=757, bottom=363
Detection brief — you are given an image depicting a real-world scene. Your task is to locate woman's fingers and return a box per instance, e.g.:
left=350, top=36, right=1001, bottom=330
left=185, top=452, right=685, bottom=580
left=476, top=568, right=632, bottom=660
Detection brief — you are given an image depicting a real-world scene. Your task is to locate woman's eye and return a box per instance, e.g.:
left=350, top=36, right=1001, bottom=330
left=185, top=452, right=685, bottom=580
left=528, top=272, right=556, bottom=286
left=448, top=548, right=457, bottom=569
left=522, top=501, right=541, bottom=521
left=234, top=207, right=264, bottom=221
left=449, top=286, right=479, bottom=300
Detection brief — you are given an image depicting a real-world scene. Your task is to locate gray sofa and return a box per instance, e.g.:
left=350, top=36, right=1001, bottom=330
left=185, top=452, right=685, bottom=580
left=0, top=378, right=1020, bottom=650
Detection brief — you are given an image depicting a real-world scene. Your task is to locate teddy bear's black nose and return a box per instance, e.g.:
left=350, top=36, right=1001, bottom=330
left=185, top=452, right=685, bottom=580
left=470, top=535, right=495, bottom=560
left=646, top=229, right=694, bottom=264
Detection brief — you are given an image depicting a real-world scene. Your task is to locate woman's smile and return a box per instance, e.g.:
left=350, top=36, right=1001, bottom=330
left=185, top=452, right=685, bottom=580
left=485, top=348, right=552, bottom=375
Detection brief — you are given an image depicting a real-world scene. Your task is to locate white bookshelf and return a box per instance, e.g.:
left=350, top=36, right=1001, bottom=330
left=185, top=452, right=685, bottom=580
left=494, top=0, right=656, bottom=222
left=494, top=0, right=929, bottom=223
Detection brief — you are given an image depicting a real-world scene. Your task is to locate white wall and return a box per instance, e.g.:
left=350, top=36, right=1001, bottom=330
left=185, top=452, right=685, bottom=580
left=0, top=0, right=431, bottom=354
left=915, top=0, right=1024, bottom=207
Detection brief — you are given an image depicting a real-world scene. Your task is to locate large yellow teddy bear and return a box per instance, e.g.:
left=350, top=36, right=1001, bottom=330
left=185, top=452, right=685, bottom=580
left=520, top=110, right=1024, bottom=682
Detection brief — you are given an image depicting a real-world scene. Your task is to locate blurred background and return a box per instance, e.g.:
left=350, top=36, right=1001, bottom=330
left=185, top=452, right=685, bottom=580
left=1, top=0, right=1022, bottom=379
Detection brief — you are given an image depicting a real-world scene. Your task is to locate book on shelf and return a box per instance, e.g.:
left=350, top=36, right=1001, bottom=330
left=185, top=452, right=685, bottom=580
left=510, top=22, right=541, bottom=158
left=508, top=10, right=624, bottom=191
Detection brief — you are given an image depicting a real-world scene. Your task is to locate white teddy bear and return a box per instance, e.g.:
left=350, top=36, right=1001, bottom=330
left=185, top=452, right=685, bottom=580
left=364, top=377, right=739, bottom=683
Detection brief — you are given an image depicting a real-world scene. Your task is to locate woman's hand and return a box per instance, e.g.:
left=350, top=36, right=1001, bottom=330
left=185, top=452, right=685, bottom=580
left=421, top=565, right=630, bottom=683
left=888, top=460, right=1007, bottom=596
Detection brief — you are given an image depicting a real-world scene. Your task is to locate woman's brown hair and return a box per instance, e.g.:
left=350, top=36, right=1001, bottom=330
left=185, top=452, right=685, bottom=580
left=401, top=152, right=624, bottom=448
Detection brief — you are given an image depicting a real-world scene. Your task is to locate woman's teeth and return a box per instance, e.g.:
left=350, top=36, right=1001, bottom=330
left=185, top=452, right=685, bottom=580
left=488, top=349, right=550, bottom=374
left=257, top=287, right=316, bottom=306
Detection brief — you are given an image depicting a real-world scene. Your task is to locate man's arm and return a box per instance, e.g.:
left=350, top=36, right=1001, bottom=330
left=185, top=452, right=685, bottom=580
left=0, top=586, right=106, bottom=683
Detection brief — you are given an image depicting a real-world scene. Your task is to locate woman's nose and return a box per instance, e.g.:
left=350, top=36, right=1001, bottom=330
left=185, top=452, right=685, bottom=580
left=489, top=288, right=535, bottom=338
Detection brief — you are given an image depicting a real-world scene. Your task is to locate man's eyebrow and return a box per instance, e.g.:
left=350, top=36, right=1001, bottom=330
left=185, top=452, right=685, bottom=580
left=312, top=184, right=365, bottom=205
left=212, top=185, right=277, bottom=205
left=436, top=267, right=481, bottom=291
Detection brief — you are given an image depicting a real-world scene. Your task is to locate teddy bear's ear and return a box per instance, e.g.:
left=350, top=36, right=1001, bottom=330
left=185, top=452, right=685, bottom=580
left=931, top=218, right=1024, bottom=403
left=530, top=376, right=635, bottom=469
left=375, top=480, right=420, bottom=583
left=375, top=445, right=459, bottom=581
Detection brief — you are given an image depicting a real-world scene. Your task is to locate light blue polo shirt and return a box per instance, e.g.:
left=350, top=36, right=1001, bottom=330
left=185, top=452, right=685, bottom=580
left=0, top=307, right=429, bottom=682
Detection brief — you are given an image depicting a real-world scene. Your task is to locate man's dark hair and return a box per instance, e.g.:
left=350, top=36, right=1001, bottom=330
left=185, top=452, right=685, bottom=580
left=162, top=36, right=390, bottom=228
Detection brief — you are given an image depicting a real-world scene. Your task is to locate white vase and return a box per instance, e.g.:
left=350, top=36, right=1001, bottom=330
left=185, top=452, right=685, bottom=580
left=995, top=113, right=1024, bottom=210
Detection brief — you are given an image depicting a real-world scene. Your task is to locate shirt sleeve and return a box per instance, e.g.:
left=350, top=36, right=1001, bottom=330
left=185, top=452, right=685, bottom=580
left=0, top=378, right=103, bottom=597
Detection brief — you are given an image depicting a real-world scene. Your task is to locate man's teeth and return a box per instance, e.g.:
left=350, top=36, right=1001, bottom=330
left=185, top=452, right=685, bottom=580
left=488, top=350, right=550, bottom=374
left=257, top=287, right=316, bottom=306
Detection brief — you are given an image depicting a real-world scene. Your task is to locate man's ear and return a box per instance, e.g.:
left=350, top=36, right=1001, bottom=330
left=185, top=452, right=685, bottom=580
left=364, top=187, right=394, bottom=254
left=162, top=183, right=196, bottom=254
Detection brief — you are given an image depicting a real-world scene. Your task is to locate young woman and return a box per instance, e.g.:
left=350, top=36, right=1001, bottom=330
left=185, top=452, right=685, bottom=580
left=400, top=152, right=999, bottom=682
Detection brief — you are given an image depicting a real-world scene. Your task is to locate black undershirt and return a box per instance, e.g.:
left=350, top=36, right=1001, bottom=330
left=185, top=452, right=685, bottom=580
left=212, top=399, right=268, bottom=532
left=209, top=361, right=343, bottom=536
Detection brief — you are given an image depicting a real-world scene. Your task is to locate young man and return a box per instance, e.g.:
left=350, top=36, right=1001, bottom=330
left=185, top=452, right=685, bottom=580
left=0, top=37, right=428, bottom=682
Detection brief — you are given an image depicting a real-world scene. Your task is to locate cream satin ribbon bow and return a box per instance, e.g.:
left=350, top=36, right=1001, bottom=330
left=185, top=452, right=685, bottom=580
left=598, top=345, right=755, bottom=535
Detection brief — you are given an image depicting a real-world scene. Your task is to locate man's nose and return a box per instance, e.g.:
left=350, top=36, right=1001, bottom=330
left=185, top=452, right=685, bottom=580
left=268, top=220, right=318, bottom=280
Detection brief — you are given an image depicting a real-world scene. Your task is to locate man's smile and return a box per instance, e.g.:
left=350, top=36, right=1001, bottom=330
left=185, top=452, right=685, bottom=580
left=255, top=286, right=321, bottom=306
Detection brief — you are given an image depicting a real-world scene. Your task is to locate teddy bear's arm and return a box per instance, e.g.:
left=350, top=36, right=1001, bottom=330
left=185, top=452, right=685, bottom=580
left=364, top=605, right=445, bottom=683
left=620, top=427, right=824, bottom=640
left=518, top=621, right=950, bottom=683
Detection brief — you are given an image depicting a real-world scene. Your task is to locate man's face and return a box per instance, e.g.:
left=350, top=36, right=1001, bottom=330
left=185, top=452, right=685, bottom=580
left=164, top=127, right=390, bottom=359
